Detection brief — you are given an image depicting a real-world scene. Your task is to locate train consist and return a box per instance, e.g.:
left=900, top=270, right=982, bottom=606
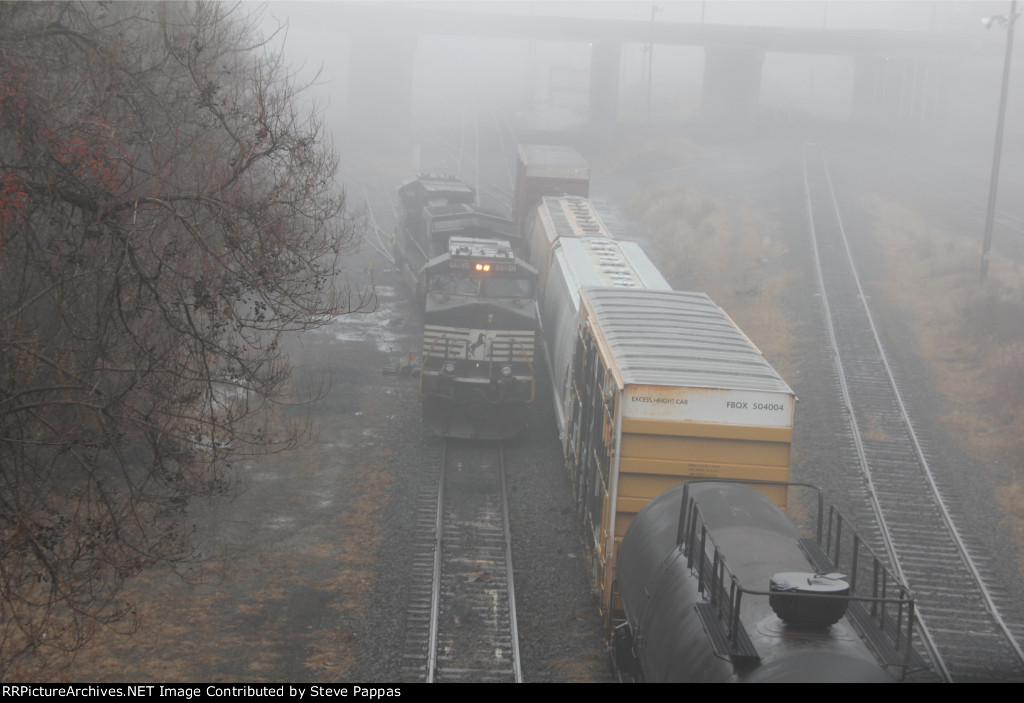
left=520, top=149, right=917, bottom=681
left=513, top=143, right=590, bottom=226
left=525, top=193, right=796, bottom=615
left=394, top=174, right=539, bottom=438
left=612, top=480, right=918, bottom=681
left=396, top=143, right=918, bottom=680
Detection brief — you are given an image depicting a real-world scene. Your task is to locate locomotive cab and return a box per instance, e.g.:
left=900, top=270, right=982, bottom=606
left=419, top=237, right=539, bottom=439
left=424, top=238, right=535, bottom=301
left=394, top=175, right=476, bottom=293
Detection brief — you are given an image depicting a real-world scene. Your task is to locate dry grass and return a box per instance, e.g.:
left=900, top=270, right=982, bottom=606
left=868, top=195, right=1024, bottom=570
left=627, top=183, right=798, bottom=379
left=57, top=431, right=394, bottom=682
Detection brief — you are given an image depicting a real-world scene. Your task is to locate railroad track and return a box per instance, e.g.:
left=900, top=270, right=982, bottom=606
left=401, top=438, right=522, bottom=682
left=412, top=102, right=518, bottom=216
left=802, top=144, right=1024, bottom=681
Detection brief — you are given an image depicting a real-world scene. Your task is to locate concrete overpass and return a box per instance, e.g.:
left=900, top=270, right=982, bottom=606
left=333, top=3, right=1009, bottom=137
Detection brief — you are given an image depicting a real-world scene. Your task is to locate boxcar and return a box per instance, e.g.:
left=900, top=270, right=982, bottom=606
left=514, top=144, right=590, bottom=226
left=566, top=288, right=796, bottom=613
left=526, top=196, right=670, bottom=449
left=525, top=194, right=795, bottom=613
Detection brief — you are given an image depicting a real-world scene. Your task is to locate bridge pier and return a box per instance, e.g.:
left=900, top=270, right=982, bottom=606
left=702, top=46, right=764, bottom=135
left=589, top=42, right=622, bottom=133
left=346, top=33, right=418, bottom=146
left=852, top=55, right=951, bottom=135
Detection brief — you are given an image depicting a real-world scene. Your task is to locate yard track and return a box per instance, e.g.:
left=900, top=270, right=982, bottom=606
left=401, top=438, right=522, bottom=682
left=803, top=144, right=1024, bottom=681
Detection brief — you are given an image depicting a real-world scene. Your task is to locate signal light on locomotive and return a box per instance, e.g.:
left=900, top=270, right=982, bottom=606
left=475, top=263, right=491, bottom=272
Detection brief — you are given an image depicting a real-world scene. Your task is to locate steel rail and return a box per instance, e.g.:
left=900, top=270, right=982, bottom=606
left=804, top=143, right=1024, bottom=680
left=488, top=102, right=517, bottom=202
left=801, top=147, right=948, bottom=680
left=425, top=438, right=447, bottom=683
left=818, top=147, right=1024, bottom=670
left=423, top=438, right=522, bottom=682
left=497, top=445, right=524, bottom=682
left=362, top=186, right=396, bottom=265
left=413, top=110, right=514, bottom=216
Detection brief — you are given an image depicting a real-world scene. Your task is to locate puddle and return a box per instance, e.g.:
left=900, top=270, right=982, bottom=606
left=266, top=515, right=296, bottom=529
left=321, top=299, right=404, bottom=353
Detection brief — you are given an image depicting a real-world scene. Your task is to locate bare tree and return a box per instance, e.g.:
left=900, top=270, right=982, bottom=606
left=0, top=1, right=362, bottom=677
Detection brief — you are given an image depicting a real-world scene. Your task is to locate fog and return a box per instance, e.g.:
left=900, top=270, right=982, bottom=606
left=259, top=1, right=1022, bottom=180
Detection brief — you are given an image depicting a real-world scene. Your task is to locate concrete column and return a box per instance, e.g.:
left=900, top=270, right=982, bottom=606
left=851, top=55, right=882, bottom=122
left=347, top=33, right=418, bottom=146
left=589, top=42, right=622, bottom=129
left=908, top=60, right=950, bottom=130
left=702, top=46, right=764, bottom=135
left=853, top=56, right=951, bottom=135
left=882, top=58, right=907, bottom=121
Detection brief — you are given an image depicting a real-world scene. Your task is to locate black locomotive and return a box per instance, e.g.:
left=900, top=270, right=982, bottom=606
left=395, top=175, right=538, bottom=439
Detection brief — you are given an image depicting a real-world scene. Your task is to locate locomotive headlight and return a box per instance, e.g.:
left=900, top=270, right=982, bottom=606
left=443, top=362, right=456, bottom=375
left=501, top=366, right=512, bottom=378
left=475, top=263, right=491, bottom=272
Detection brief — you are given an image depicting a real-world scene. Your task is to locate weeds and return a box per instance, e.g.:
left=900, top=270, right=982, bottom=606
left=628, top=181, right=1024, bottom=573
left=872, top=196, right=1024, bottom=571
left=627, top=184, right=797, bottom=377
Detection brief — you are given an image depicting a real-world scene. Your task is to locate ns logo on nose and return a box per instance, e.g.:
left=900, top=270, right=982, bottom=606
left=468, top=333, right=486, bottom=357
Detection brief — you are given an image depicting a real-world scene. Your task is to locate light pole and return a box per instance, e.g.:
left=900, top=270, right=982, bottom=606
left=980, top=0, right=1018, bottom=281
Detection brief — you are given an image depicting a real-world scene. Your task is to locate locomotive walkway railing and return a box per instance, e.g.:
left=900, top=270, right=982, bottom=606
left=677, top=479, right=923, bottom=679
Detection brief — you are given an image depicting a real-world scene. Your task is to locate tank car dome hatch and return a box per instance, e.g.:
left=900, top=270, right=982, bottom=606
left=769, top=572, right=851, bottom=628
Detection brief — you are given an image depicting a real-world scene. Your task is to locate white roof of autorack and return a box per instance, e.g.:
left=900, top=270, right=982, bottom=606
left=581, top=287, right=794, bottom=395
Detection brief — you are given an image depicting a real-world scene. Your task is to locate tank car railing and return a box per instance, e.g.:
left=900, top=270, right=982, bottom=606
left=677, top=479, right=920, bottom=677
left=816, top=505, right=921, bottom=674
